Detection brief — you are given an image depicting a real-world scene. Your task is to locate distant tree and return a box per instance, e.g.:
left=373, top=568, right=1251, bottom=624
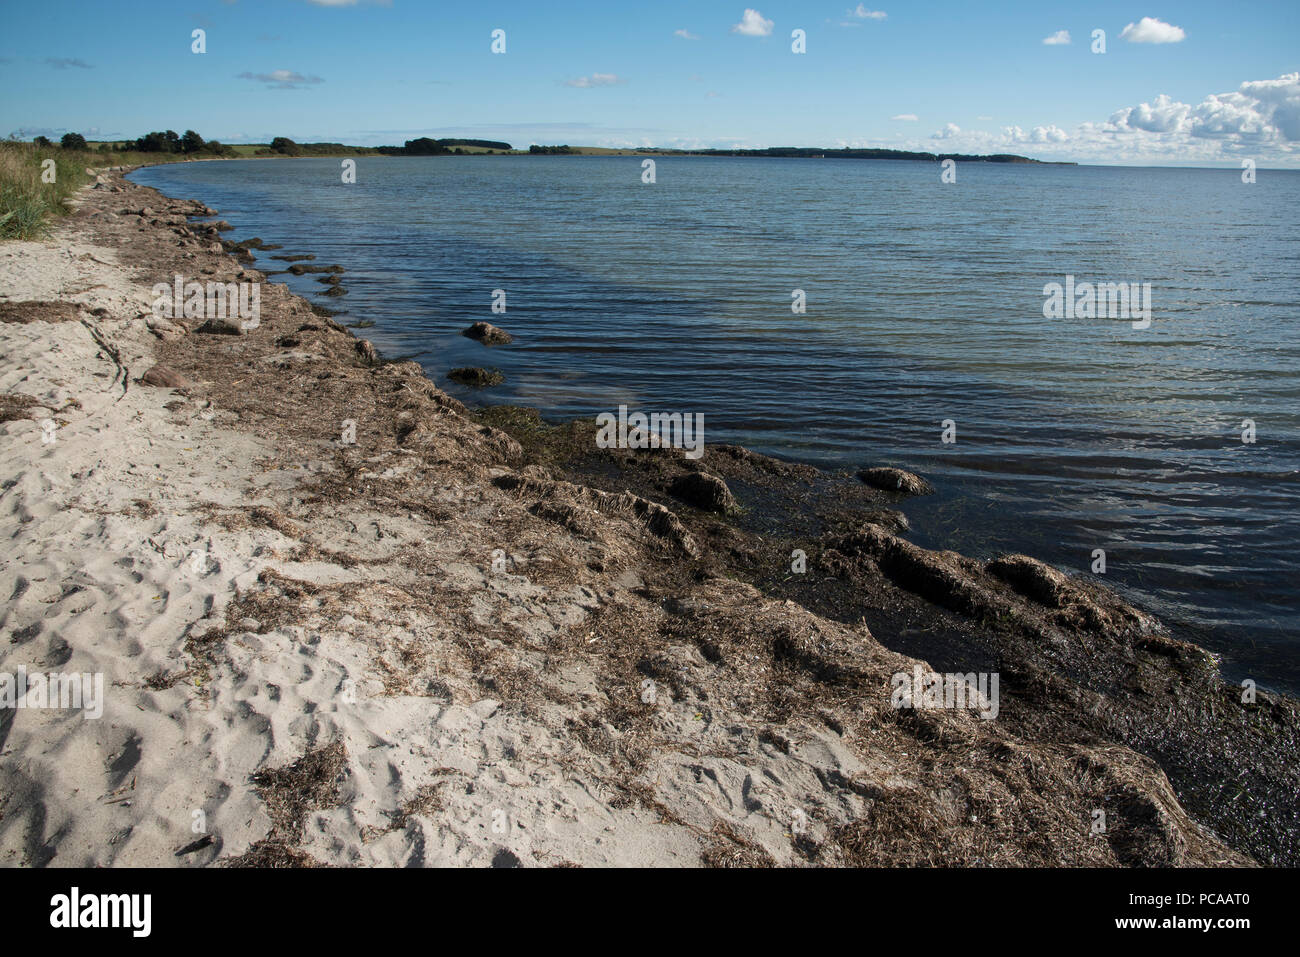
left=97, top=143, right=112, bottom=153
left=127, top=130, right=188, bottom=153
left=269, top=137, right=300, bottom=155
left=33, top=135, right=52, bottom=147
left=60, top=132, right=88, bottom=150
left=441, top=138, right=511, bottom=151
left=130, top=131, right=168, bottom=152
left=181, top=129, right=205, bottom=154
left=401, top=137, right=450, bottom=155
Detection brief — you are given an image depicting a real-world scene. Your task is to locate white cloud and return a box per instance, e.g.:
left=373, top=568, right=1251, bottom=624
left=1107, top=74, right=1300, bottom=144
left=1042, top=30, right=1070, bottom=45
left=1119, top=17, right=1186, bottom=44
left=1004, top=124, right=1070, bottom=143
left=732, top=9, right=773, bottom=37
left=891, top=113, right=918, bottom=122
left=895, top=73, right=1299, bottom=166
left=1109, top=93, right=1189, bottom=133
left=674, top=28, right=700, bottom=40
left=1240, top=73, right=1300, bottom=140
left=565, top=73, right=624, bottom=88
left=849, top=5, right=886, bottom=19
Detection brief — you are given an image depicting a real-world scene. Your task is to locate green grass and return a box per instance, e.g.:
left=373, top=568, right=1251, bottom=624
left=0, top=141, right=220, bottom=240
left=0, top=141, right=98, bottom=239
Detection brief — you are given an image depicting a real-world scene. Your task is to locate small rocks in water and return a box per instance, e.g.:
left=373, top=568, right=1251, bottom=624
left=669, top=471, right=737, bottom=514
left=224, top=245, right=256, bottom=264
left=288, top=263, right=344, bottom=275
left=322, top=286, right=348, bottom=297
left=355, top=339, right=378, bottom=365
left=448, top=367, right=505, bottom=387
left=462, top=321, right=512, bottom=345
left=139, top=364, right=192, bottom=389
left=857, top=466, right=934, bottom=496
left=271, top=254, right=316, bottom=262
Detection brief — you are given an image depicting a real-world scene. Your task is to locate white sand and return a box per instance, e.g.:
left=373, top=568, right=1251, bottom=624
left=0, top=224, right=820, bottom=866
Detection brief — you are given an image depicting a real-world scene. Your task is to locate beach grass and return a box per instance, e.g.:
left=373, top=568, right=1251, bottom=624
left=0, top=141, right=94, bottom=239
left=0, top=141, right=190, bottom=239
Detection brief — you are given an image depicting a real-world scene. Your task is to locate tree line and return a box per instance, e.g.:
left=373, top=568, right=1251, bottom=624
left=35, top=130, right=235, bottom=156
left=376, top=137, right=514, bottom=155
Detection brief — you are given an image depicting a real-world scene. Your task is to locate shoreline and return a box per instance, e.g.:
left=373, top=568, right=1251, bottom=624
left=130, top=157, right=1289, bottom=699
left=1, top=168, right=1296, bottom=866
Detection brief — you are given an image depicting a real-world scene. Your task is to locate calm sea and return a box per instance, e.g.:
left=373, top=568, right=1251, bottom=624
left=131, top=156, right=1300, bottom=694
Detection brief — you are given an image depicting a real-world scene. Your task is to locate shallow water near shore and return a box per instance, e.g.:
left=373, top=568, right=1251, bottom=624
left=131, top=156, right=1300, bottom=694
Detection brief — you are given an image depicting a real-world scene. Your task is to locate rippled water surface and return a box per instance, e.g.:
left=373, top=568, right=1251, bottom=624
left=132, top=156, right=1300, bottom=693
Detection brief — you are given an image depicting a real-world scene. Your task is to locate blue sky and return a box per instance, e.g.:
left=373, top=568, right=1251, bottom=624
left=3, top=0, right=1298, bottom=165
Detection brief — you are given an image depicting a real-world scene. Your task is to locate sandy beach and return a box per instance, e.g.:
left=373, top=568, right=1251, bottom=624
left=0, top=168, right=1295, bottom=868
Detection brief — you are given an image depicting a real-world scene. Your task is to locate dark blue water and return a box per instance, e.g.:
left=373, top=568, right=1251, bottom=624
left=132, top=156, right=1300, bottom=694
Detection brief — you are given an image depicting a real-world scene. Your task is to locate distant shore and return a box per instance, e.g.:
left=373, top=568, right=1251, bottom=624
left=83, top=135, right=1070, bottom=164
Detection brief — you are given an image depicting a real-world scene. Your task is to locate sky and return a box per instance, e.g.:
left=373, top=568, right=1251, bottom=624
left=3, top=0, right=1298, bottom=166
